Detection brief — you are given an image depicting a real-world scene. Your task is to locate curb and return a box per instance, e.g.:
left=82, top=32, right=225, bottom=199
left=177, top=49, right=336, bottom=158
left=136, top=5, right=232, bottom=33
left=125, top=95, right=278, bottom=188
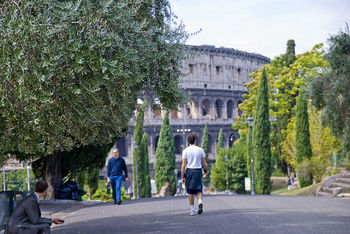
left=40, top=199, right=103, bottom=206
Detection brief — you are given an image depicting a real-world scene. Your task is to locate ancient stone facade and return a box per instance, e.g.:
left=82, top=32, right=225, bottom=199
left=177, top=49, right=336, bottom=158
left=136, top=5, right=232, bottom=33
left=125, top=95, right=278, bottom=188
left=103, top=45, right=269, bottom=183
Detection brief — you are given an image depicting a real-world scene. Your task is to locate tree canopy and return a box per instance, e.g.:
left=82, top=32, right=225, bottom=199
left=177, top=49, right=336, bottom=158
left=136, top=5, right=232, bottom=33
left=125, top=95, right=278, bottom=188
left=309, top=26, right=350, bottom=160
left=0, top=0, right=188, bottom=158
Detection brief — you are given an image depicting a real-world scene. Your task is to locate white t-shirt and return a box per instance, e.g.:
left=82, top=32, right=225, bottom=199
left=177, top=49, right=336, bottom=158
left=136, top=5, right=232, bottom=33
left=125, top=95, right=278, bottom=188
left=182, top=145, right=205, bottom=169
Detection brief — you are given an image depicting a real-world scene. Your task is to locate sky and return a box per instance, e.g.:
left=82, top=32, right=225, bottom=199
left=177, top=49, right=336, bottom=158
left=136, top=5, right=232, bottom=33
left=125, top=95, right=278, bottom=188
left=170, top=0, right=350, bottom=59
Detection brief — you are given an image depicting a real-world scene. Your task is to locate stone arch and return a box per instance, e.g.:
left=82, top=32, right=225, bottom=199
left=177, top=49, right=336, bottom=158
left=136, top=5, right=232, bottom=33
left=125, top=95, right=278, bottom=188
left=227, top=100, right=234, bottom=119
left=201, top=99, right=211, bottom=118
left=187, top=100, right=198, bottom=119
left=115, top=137, right=127, bottom=157
left=237, top=100, right=243, bottom=117
left=154, top=135, right=159, bottom=152
left=174, top=135, right=183, bottom=154
left=228, top=132, right=239, bottom=147
left=228, top=133, right=236, bottom=147
left=215, top=99, right=223, bottom=118
left=153, top=104, right=162, bottom=118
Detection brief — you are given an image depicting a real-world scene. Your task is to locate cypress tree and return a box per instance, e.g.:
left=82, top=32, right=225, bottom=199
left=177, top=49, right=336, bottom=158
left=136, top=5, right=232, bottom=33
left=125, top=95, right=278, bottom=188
left=271, top=39, right=297, bottom=176
left=76, top=170, right=86, bottom=189
left=154, top=111, right=176, bottom=195
left=211, top=148, right=227, bottom=190
left=86, top=167, right=100, bottom=200
left=133, top=103, right=146, bottom=197
left=252, top=68, right=272, bottom=194
left=295, top=91, right=313, bottom=187
left=201, top=123, right=210, bottom=186
left=201, top=123, right=209, bottom=160
left=142, top=133, right=152, bottom=197
left=216, top=128, right=224, bottom=153
left=285, top=39, right=296, bottom=66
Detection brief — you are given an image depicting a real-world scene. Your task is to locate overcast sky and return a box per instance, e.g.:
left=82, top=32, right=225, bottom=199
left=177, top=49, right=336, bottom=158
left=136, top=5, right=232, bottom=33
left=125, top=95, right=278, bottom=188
left=170, top=0, right=350, bottom=59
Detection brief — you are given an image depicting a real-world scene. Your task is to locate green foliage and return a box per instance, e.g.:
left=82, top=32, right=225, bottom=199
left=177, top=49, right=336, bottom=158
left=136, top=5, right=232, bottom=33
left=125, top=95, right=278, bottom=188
left=154, top=111, right=176, bottom=194
left=296, top=159, right=313, bottom=187
left=234, top=42, right=328, bottom=176
left=201, top=123, right=210, bottom=186
left=228, top=137, right=248, bottom=194
left=310, top=157, right=329, bottom=183
left=308, top=25, right=350, bottom=160
left=86, top=167, right=100, bottom=200
left=216, top=128, right=224, bottom=153
left=201, top=123, right=209, bottom=159
left=133, top=103, right=146, bottom=197
left=142, top=133, right=152, bottom=197
left=295, top=91, right=313, bottom=187
left=284, top=39, right=297, bottom=66
left=82, top=180, right=130, bottom=202
left=211, top=148, right=227, bottom=191
left=252, top=69, right=272, bottom=194
left=0, top=168, right=37, bottom=191
left=295, top=91, right=312, bottom=163
left=76, top=170, right=85, bottom=189
left=212, top=138, right=248, bottom=193
left=31, top=143, right=111, bottom=181
left=0, top=0, right=187, bottom=163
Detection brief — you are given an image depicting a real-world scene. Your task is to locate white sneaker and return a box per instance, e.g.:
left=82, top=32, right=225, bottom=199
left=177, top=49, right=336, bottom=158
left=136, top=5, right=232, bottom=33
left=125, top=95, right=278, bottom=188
left=190, top=210, right=196, bottom=216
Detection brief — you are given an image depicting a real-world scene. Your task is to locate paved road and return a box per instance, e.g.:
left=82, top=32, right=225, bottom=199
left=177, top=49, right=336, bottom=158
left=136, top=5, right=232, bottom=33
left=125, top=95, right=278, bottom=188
left=48, top=195, right=350, bottom=234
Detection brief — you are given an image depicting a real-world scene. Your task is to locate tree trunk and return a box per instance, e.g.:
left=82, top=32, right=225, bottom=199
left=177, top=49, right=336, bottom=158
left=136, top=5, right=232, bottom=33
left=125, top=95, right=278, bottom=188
left=45, top=152, right=64, bottom=199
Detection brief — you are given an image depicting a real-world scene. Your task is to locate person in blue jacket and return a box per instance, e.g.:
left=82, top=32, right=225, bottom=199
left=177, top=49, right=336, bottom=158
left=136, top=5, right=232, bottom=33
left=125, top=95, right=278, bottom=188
left=107, top=148, right=128, bottom=205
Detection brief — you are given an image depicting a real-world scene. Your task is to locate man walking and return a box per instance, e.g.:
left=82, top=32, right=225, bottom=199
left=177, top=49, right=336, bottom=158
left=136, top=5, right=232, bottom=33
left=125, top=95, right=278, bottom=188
left=7, top=180, right=64, bottom=234
left=107, top=147, right=128, bottom=205
left=181, top=134, right=207, bottom=216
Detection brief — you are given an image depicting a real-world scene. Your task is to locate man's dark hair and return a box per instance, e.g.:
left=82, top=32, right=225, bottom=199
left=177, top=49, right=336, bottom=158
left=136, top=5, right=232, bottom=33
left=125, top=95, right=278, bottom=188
left=188, top=134, right=196, bottom=145
left=35, top=180, right=48, bottom=193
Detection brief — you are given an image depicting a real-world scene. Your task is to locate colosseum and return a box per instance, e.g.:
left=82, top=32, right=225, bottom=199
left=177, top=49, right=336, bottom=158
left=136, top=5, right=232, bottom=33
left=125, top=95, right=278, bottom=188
left=103, top=45, right=269, bottom=190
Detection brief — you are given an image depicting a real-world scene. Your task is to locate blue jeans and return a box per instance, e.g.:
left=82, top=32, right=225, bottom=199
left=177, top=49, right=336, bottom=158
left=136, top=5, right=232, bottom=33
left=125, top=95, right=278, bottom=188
left=110, top=175, right=124, bottom=203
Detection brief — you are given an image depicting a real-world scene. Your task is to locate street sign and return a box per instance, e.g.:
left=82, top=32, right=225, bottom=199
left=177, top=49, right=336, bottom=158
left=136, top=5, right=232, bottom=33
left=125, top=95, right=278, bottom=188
left=245, top=177, right=251, bottom=191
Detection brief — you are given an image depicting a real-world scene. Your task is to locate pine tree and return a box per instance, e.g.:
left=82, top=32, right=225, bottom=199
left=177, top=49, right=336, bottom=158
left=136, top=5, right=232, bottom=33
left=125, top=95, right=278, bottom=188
left=216, top=128, right=224, bottom=153
left=142, top=133, right=152, bottom=197
left=133, top=103, right=146, bottom=197
left=295, top=91, right=313, bottom=187
left=252, top=68, right=272, bottom=194
left=154, top=111, right=176, bottom=195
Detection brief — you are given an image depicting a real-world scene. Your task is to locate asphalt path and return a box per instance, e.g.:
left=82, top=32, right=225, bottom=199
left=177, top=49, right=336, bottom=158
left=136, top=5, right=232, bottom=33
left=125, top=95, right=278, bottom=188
left=49, top=195, right=350, bottom=234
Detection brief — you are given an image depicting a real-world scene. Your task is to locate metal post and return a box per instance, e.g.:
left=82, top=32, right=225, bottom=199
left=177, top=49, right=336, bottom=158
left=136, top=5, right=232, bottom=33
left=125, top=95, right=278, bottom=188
left=250, top=125, right=256, bottom=195
left=225, top=155, right=228, bottom=194
left=3, top=166, right=6, bottom=191
left=27, top=162, right=30, bottom=191
left=133, top=142, right=139, bottom=199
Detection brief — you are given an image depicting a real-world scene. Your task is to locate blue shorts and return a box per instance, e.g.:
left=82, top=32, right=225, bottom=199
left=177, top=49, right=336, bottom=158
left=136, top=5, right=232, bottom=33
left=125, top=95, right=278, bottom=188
left=185, top=168, right=203, bottom=194
left=186, top=188, right=203, bottom=195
